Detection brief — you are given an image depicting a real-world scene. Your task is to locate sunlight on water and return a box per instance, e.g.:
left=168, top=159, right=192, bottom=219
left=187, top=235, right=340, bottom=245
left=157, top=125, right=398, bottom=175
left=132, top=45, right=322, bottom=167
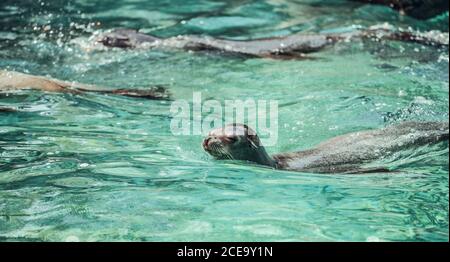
left=0, top=0, right=448, bottom=241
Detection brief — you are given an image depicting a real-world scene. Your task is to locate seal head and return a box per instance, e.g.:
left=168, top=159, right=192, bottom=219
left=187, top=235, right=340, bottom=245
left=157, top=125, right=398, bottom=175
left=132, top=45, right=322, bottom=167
left=203, top=124, right=277, bottom=167
left=98, top=29, right=160, bottom=48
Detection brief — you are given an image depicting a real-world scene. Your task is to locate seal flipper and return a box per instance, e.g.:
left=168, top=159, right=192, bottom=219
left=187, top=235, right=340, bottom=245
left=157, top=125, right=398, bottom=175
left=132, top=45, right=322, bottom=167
left=110, top=87, right=171, bottom=100
left=77, top=86, right=171, bottom=100
left=342, top=166, right=392, bottom=174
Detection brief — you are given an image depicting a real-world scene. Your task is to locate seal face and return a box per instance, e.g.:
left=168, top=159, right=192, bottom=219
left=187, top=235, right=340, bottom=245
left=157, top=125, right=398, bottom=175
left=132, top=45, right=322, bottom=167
left=203, top=124, right=277, bottom=167
left=203, top=124, right=258, bottom=160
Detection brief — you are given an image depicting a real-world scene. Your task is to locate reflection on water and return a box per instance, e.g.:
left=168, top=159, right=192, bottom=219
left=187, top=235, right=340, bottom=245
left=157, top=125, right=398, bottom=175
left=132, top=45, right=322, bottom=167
left=0, top=0, right=448, bottom=241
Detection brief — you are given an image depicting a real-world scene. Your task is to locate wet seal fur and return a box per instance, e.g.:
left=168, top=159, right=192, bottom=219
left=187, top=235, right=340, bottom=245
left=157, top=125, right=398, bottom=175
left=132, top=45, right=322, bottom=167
left=203, top=122, right=449, bottom=174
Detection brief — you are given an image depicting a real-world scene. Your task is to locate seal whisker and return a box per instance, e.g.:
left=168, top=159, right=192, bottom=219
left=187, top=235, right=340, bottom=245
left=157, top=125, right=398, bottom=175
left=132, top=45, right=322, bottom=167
left=223, top=151, right=234, bottom=160
left=219, top=147, right=234, bottom=160
left=248, top=139, right=259, bottom=149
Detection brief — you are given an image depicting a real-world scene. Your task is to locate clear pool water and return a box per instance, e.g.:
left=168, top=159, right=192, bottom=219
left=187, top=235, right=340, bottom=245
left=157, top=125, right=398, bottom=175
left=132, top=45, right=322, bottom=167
left=0, top=0, right=448, bottom=241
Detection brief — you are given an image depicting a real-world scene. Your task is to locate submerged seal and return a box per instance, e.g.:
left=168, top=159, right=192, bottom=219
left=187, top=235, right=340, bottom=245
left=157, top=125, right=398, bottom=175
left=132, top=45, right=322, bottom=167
left=98, top=29, right=332, bottom=59
left=96, top=27, right=448, bottom=59
left=0, top=70, right=170, bottom=100
left=203, top=122, right=449, bottom=174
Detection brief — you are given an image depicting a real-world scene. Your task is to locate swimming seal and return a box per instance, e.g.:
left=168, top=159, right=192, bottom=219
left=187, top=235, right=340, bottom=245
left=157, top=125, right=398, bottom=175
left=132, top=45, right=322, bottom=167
left=97, top=28, right=331, bottom=59
left=0, top=70, right=170, bottom=100
left=203, top=122, right=449, bottom=174
left=96, top=27, right=448, bottom=59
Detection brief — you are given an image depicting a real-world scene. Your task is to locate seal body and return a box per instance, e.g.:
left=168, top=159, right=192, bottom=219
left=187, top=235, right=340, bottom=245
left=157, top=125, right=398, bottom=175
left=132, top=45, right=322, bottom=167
left=203, top=122, right=449, bottom=174
left=174, top=34, right=331, bottom=58
left=97, top=29, right=334, bottom=58
left=0, top=70, right=70, bottom=92
left=0, top=70, right=170, bottom=100
left=273, top=122, right=449, bottom=173
left=96, top=28, right=448, bottom=59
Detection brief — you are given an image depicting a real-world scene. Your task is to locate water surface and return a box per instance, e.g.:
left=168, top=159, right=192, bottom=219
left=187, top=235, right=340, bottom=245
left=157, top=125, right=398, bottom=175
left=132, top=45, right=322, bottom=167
left=0, top=0, right=448, bottom=241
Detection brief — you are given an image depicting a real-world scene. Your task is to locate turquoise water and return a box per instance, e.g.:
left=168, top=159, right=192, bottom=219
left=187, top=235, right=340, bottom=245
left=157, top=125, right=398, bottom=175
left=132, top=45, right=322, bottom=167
left=0, top=0, right=449, bottom=241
